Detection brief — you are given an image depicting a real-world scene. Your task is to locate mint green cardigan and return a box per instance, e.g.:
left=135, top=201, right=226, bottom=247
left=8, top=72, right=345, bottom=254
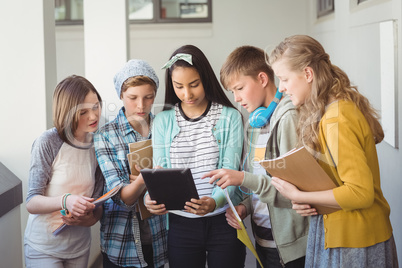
left=152, top=105, right=244, bottom=208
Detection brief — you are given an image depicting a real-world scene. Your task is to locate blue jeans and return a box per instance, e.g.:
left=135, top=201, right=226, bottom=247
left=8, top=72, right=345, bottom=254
left=24, top=244, right=89, bottom=268
left=256, top=243, right=305, bottom=268
left=168, top=213, right=246, bottom=268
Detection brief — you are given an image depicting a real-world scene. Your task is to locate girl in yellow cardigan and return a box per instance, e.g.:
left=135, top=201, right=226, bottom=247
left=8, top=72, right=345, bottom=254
left=269, top=35, right=398, bottom=267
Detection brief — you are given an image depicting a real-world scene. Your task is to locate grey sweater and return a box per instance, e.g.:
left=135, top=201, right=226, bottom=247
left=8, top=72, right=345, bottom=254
left=241, top=95, right=309, bottom=265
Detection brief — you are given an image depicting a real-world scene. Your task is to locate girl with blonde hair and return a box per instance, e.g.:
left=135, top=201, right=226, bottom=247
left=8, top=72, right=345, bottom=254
left=269, top=35, right=398, bottom=268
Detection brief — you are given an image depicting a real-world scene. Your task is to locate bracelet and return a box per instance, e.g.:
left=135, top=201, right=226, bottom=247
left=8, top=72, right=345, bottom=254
left=63, top=193, right=71, bottom=211
left=60, top=193, right=71, bottom=216
left=61, top=193, right=67, bottom=210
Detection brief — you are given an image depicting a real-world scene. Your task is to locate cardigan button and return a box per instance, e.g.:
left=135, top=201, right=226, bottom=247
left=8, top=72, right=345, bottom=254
left=218, top=140, right=221, bottom=143
left=323, top=214, right=328, bottom=219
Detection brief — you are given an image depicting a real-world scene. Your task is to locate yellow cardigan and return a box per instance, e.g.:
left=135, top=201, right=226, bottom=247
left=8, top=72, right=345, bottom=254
left=317, top=100, right=392, bottom=248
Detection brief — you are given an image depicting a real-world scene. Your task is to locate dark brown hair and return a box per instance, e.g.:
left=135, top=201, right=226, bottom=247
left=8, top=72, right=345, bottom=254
left=163, top=44, right=236, bottom=111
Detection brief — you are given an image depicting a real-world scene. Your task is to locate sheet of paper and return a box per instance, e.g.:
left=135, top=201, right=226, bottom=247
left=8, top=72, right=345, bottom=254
left=223, top=188, right=264, bottom=268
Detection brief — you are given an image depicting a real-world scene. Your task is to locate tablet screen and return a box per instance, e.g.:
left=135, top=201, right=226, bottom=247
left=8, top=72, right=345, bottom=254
left=141, top=168, right=199, bottom=210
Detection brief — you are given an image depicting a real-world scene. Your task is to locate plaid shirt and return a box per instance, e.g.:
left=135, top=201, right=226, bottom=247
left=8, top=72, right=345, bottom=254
left=94, top=107, right=167, bottom=267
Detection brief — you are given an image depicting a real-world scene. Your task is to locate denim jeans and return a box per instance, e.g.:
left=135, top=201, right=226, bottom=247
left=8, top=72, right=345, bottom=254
left=168, top=213, right=246, bottom=268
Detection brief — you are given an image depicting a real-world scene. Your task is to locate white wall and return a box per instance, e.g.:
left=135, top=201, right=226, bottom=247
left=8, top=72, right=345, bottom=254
left=0, top=1, right=56, bottom=266
left=307, top=0, right=402, bottom=263
left=130, top=0, right=309, bottom=115
left=56, top=0, right=309, bottom=116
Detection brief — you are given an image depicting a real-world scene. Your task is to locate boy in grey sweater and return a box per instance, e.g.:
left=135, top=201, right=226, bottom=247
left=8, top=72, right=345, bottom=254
left=203, top=46, right=308, bottom=268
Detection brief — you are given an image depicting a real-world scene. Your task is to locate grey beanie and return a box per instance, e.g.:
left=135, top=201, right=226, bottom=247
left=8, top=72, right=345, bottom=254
left=113, top=59, right=159, bottom=98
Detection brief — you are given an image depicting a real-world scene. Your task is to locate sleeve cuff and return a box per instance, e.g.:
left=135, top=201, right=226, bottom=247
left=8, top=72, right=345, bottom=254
left=241, top=171, right=259, bottom=192
left=212, top=187, right=226, bottom=209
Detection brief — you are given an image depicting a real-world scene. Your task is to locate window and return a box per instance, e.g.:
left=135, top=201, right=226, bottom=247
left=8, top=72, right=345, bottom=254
left=130, top=0, right=212, bottom=23
left=317, top=0, right=334, bottom=18
left=55, top=0, right=212, bottom=25
left=55, top=0, right=83, bottom=25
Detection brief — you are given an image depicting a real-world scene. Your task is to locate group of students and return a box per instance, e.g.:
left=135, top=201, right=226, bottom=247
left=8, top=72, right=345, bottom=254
left=24, top=35, right=398, bottom=268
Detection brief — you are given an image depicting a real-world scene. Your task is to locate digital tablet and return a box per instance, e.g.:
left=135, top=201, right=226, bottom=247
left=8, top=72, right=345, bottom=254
left=141, top=168, right=199, bottom=210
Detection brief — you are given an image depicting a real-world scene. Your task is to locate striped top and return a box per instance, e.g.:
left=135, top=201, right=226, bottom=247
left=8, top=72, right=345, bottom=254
left=152, top=104, right=244, bottom=211
left=170, top=102, right=224, bottom=218
left=250, top=126, right=276, bottom=248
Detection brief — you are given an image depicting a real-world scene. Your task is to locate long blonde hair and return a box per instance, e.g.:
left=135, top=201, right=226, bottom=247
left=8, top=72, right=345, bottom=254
left=269, top=35, right=383, bottom=155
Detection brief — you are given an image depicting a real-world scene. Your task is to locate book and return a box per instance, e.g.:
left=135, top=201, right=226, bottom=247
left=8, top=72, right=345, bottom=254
left=141, top=168, right=199, bottom=210
left=127, top=140, right=152, bottom=176
left=92, top=184, right=122, bottom=207
left=223, top=189, right=264, bottom=268
left=127, top=139, right=153, bottom=220
left=259, top=146, right=339, bottom=215
left=128, top=139, right=152, bottom=155
left=52, top=184, right=122, bottom=236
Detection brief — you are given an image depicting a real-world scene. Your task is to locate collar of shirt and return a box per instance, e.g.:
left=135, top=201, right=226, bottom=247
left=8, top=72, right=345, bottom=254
left=117, top=107, right=154, bottom=140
